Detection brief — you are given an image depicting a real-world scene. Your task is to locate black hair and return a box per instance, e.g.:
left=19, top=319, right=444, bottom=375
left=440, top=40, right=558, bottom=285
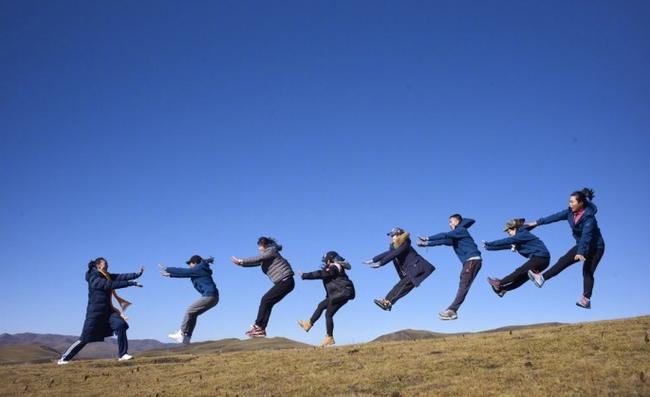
left=449, top=213, right=463, bottom=222
left=87, top=257, right=107, bottom=270
left=204, top=256, right=214, bottom=264
left=322, top=251, right=345, bottom=264
left=257, top=237, right=277, bottom=247
left=571, top=188, right=595, bottom=204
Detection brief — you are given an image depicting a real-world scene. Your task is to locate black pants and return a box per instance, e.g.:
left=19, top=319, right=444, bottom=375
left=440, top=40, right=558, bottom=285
left=542, top=245, right=605, bottom=299
left=385, top=277, right=415, bottom=305
left=448, top=259, right=482, bottom=312
left=310, top=298, right=349, bottom=336
left=61, top=313, right=129, bottom=361
left=255, top=277, right=295, bottom=329
left=500, top=256, right=550, bottom=291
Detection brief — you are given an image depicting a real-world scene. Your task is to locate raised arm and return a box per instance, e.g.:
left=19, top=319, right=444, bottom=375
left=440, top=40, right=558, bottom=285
left=239, top=247, right=277, bottom=267
left=301, top=266, right=340, bottom=281
left=110, top=272, right=141, bottom=281
left=536, top=209, right=570, bottom=226
left=165, top=265, right=209, bottom=278
left=89, top=274, right=133, bottom=290
left=375, top=242, right=410, bottom=266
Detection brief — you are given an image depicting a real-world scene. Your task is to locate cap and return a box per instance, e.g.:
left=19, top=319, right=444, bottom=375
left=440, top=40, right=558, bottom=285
left=186, top=255, right=203, bottom=265
left=387, top=227, right=405, bottom=237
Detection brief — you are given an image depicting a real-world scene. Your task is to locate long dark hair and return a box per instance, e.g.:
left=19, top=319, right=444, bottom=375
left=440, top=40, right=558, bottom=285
left=571, top=188, right=595, bottom=205
left=87, top=257, right=107, bottom=271
left=257, top=236, right=278, bottom=248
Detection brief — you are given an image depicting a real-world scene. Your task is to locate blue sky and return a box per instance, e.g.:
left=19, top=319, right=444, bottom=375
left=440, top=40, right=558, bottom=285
left=1, top=0, right=649, bottom=346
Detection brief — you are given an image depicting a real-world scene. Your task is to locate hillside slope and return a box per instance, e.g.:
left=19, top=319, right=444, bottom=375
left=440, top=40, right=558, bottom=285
left=0, top=316, right=648, bottom=396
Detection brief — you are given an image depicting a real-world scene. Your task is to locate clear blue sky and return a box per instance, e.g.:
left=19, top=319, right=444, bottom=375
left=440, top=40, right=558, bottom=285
left=1, top=1, right=649, bottom=346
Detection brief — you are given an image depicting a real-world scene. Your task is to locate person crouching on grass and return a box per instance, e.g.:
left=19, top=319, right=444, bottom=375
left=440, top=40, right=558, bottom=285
left=298, top=251, right=355, bottom=347
left=417, top=214, right=482, bottom=320
left=231, top=237, right=295, bottom=338
left=367, top=227, right=435, bottom=312
left=58, top=257, right=143, bottom=364
left=160, top=255, right=219, bottom=345
left=482, top=219, right=550, bottom=297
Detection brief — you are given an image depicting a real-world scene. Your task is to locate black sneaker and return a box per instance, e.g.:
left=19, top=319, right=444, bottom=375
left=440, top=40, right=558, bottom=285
left=373, top=299, right=392, bottom=311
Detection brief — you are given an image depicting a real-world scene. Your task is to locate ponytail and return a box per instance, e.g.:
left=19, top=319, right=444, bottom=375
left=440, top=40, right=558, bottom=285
left=204, top=256, right=214, bottom=265
left=571, top=187, right=595, bottom=204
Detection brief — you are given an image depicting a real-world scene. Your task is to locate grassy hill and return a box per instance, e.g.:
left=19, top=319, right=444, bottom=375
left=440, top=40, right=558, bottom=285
left=0, top=345, right=60, bottom=364
left=0, top=316, right=648, bottom=396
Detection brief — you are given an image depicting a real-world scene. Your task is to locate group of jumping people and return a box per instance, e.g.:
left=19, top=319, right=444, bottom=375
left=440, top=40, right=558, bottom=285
left=58, top=187, right=605, bottom=364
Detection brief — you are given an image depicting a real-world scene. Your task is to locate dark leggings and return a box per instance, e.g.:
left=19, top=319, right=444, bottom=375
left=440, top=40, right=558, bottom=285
left=61, top=314, right=129, bottom=361
left=542, top=245, right=605, bottom=298
left=385, top=277, right=415, bottom=305
left=255, top=277, right=295, bottom=329
left=309, top=298, right=349, bottom=336
left=500, top=256, right=550, bottom=291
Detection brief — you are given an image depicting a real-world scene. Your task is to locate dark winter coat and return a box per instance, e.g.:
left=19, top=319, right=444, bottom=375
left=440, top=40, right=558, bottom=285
left=536, top=202, right=605, bottom=255
left=240, top=244, right=294, bottom=283
left=373, top=233, right=435, bottom=287
left=484, top=227, right=550, bottom=258
left=166, top=261, right=218, bottom=297
left=422, top=218, right=482, bottom=264
left=80, top=268, right=138, bottom=343
left=302, top=262, right=355, bottom=303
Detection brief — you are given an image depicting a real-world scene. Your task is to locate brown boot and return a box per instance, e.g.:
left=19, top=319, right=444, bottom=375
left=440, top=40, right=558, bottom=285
left=298, top=320, right=312, bottom=332
left=320, top=336, right=335, bottom=347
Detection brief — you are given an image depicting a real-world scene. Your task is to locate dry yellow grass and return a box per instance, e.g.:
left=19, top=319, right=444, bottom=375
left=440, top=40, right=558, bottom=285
left=1, top=316, right=648, bottom=396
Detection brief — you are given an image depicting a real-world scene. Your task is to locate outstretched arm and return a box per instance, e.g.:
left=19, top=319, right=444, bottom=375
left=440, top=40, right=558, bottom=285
left=535, top=209, right=570, bottom=226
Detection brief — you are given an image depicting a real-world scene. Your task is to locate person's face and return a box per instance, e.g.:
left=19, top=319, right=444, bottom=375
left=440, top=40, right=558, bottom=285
left=506, top=228, right=517, bottom=237
left=188, top=262, right=197, bottom=268
left=569, top=195, right=583, bottom=212
left=449, top=217, right=460, bottom=230
left=258, top=244, right=266, bottom=252
left=96, top=260, right=108, bottom=272
left=391, top=234, right=400, bottom=243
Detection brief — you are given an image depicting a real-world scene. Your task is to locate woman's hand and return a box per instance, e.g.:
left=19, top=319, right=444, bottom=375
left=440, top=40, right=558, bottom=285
left=574, top=254, right=586, bottom=262
left=417, top=236, right=428, bottom=242
left=158, top=264, right=170, bottom=277
left=230, top=256, right=243, bottom=265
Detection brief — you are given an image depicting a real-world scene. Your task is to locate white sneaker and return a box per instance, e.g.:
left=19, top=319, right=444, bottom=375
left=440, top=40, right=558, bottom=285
left=118, top=354, right=133, bottom=361
left=57, top=359, right=70, bottom=365
left=168, top=330, right=184, bottom=343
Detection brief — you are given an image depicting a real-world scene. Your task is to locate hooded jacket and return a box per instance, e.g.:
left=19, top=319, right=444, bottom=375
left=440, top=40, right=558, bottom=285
left=301, top=261, right=355, bottom=302
left=536, top=202, right=605, bottom=255
left=372, top=232, right=435, bottom=287
left=240, top=244, right=294, bottom=284
left=166, top=261, right=218, bottom=297
left=484, top=227, right=550, bottom=258
left=422, top=218, right=482, bottom=264
left=80, top=268, right=139, bottom=343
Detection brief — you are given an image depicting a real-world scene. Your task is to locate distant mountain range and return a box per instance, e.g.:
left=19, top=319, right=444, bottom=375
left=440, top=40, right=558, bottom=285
left=1, top=322, right=566, bottom=364
left=0, top=333, right=175, bottom=363
left=371, top=322, right=565, bottom=343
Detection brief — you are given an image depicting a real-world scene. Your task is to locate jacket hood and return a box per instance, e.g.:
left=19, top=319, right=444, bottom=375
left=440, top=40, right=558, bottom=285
left=199, top=261, right=213, bottom=275
left=335, top=260, right=352, bottom=270
left=459, top=218, right=475, bottom=229
left=585, top=202, right=598, bottom=215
